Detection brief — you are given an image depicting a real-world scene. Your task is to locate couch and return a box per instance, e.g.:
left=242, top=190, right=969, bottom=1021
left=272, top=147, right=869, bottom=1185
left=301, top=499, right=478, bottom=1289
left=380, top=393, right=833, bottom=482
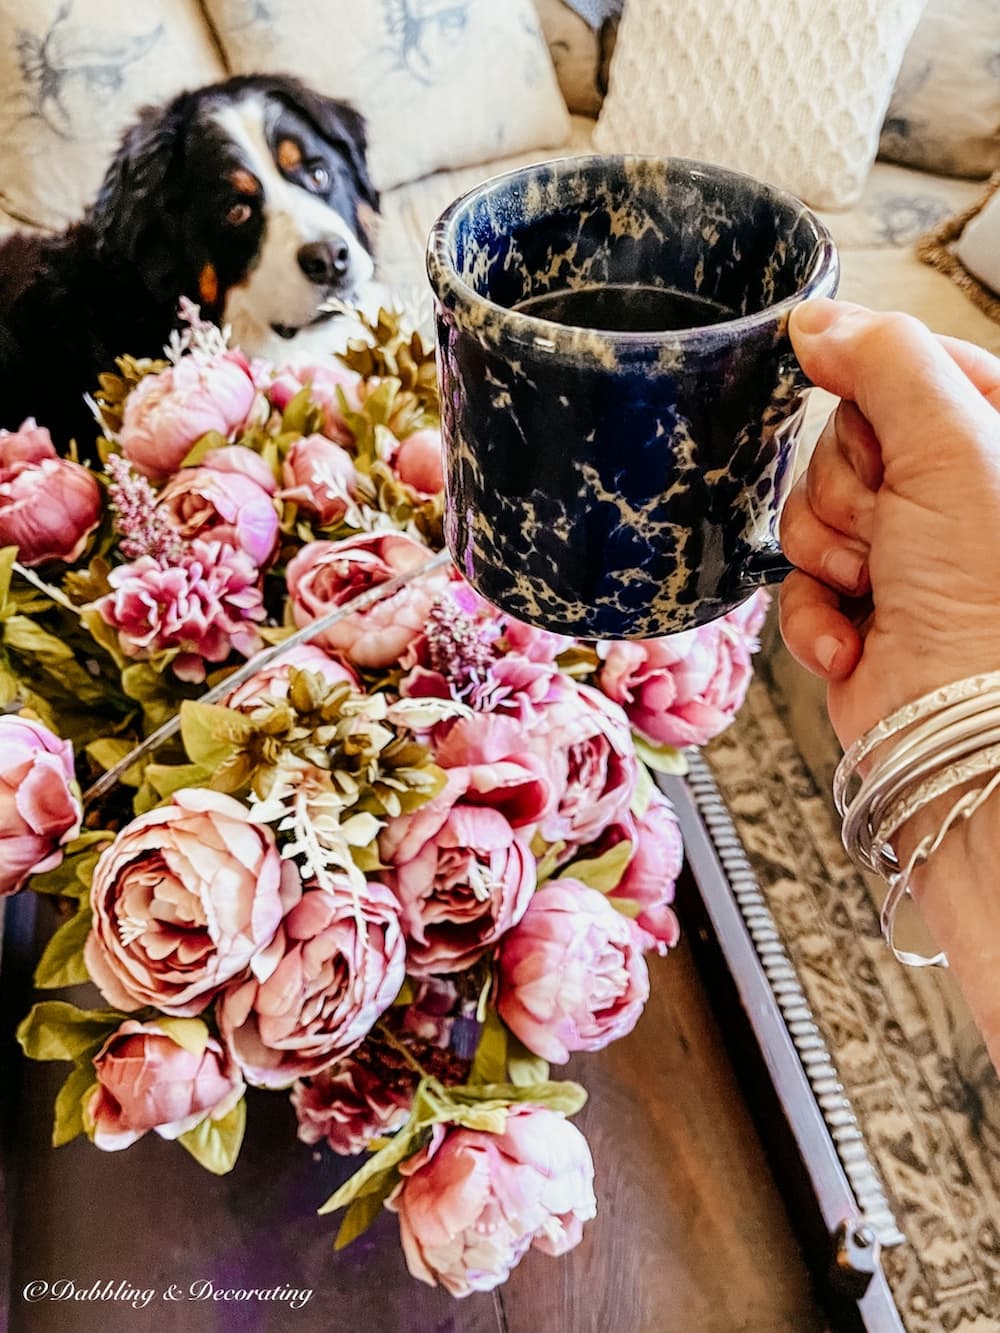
left=2, top=0, right=998, bottom=818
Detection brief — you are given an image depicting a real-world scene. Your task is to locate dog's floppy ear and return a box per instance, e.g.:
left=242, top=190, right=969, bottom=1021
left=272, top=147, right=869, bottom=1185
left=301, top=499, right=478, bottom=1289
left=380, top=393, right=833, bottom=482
left=87, top=99, right=187, bottom=302
left=278, top=79, right=379, bottom=213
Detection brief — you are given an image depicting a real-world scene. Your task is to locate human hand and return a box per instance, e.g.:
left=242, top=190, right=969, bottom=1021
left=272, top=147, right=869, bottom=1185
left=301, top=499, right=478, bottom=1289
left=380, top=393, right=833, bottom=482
left=779, top=299, right=1000, bottom=752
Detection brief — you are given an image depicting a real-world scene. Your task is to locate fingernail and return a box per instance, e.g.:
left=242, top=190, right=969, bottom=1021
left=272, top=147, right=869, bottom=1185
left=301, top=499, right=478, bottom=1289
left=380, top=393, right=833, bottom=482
left=816, top=635, right=843, bottom=673
left=792, top=298, right=841, bottom=335
left=823, top=547, right=865, bottom=592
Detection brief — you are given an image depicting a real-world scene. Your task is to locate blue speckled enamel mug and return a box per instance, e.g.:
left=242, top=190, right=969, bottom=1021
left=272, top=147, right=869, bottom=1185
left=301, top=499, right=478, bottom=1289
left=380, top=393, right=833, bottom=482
left=426, top=155, right=839, bottom=639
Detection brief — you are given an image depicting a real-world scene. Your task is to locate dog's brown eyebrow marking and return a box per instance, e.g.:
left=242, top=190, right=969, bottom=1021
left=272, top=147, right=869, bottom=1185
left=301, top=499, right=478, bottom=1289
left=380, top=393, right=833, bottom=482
left=276, top=137, right=303, bottom=170
left=230, top=169, right=260, bottom=196
left=199, top=263, right=219, bottom=306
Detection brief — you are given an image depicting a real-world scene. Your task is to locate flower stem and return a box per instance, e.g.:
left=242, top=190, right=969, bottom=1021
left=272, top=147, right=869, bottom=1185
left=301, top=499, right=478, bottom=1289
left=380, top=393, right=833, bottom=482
left=13, top=562, right=83, bottom=617
left=375, top=1020, right=434, bottom=1082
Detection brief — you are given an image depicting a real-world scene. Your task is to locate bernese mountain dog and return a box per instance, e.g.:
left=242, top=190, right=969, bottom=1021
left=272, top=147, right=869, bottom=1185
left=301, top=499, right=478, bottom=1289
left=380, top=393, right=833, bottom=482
left=0, top=74, right=379, bottom=451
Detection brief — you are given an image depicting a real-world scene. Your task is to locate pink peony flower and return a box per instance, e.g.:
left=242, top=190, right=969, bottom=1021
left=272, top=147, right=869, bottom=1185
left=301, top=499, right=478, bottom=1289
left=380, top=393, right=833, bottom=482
left=268, top=361, right=363, bottom=444
left=597, top=591, right=768, bottom=748
left=222, top=643, right=358, bottom=711
left=156, top=452, right=279, bottom=567
left=291, top=1059, right=412, bottom=1156
left=537, top=681, right=638, bottom=850
left=386, top=1105, right=596, bottom=1296
left=280, top=433, right=358, bottom=526
left=286, top=532, right=452, bottom=670
left=0, top=418, right=57, bottom=477
left=217, top=877, right=406, bottom=1088
left=199, top=444, right=277, bottom=492
left=380, top=768, right=541, bottom=976
left=497, top=879, right=649, bottom=1064
left=0, top=714, right=81, bottom=896
left=0, top=453, right=101, bottom=566
left=97, top=538, right=265, bottom=682
left=604, top=789, right=683, bottom=955
left=86, top=1019, right=244, bottom=1151
left=501, top=617, right=575, bottom=664
left=85, top=789, right=291, bottom=1016
left=393, top=428, right=444, bottom=496
left=119, top=350, right=256, bottom=481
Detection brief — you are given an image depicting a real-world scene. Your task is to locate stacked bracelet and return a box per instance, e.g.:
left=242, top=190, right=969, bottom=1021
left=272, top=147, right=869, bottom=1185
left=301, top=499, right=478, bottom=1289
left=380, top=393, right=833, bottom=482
left=834, top=671, right=1000, bottom=968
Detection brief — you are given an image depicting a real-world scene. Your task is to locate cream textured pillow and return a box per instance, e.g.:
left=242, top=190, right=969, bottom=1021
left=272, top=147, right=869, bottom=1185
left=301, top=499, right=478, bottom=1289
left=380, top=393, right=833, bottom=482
left=202, top=0, right=572, bottom=191
left=879, top=0, right=1000, bottom=179
left=0, top=0, right=225, bottom=230
left=594, top=0, right=927, bottom=211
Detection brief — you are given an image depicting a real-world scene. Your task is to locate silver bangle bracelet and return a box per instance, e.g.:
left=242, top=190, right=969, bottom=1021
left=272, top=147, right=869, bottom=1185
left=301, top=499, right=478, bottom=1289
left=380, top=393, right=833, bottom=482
left=834, top=671, right=1000, bottom=811
left=845, top=713, right=1000, bottom=874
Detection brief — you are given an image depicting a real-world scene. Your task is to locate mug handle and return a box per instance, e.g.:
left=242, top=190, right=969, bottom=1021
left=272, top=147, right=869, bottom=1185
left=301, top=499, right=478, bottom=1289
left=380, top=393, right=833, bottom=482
left=732, top=542, right=795, bottom=595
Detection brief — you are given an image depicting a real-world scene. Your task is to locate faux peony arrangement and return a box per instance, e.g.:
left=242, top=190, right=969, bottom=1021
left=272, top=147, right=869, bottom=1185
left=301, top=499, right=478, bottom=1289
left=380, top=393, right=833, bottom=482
left=0, top=303, right=767, bottom=1297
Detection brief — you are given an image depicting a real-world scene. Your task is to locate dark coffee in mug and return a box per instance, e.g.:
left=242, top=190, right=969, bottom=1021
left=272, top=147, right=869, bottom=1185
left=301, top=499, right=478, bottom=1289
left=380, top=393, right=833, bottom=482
left=513, top=283, right=733, bottom=333
left=427, top=155, right=840, bottom=640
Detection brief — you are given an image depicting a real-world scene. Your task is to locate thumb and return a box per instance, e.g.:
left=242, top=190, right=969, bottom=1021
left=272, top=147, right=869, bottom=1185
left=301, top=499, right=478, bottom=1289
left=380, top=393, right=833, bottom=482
left=790, top=300, right=1000, bottom=473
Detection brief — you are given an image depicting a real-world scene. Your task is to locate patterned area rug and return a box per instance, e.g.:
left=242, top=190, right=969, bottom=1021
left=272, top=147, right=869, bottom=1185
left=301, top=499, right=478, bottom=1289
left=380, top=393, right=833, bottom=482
left=706, top=679, right=1000, bottom=1332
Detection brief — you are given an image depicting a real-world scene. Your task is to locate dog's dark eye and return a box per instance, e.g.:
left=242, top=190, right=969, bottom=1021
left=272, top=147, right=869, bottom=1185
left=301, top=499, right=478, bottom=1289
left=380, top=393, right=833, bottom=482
left=226, top=201, right=253, bottom=227
left=306, top=163, right=330, bottom=193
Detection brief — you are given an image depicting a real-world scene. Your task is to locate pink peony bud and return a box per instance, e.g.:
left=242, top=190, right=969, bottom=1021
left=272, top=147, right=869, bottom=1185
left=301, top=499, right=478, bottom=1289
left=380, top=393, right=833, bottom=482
left=119, top=351, right=256, bottom=481
left=286, top=532, right=452, bottom=670
left=280, top=433, right=358, bottom=526
left=268, top=361, right=363, bottom=444
left=0, top=454, right=101, bottom=566
left=157, top=457, right=279, bottom=567
left=0, top=714, right=82, bottom=896
left=597, top=591, right=768, bottom=748
left=222, top=644, right=358, bottom=711
left=386, top=1105, right=596, bottom=1296
left=605, top=790, right=683, bottom=955
left=0, top=418, right=57, bottom=478
left=86, top=1019, right=245, bottom=1151
left=394, top=428, right=444, bottom=496
left=497, top=878, right=649, bottom=1063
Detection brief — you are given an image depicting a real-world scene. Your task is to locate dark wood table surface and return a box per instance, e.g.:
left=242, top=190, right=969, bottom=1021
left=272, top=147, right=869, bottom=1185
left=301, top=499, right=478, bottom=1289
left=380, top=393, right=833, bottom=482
left=3, top=901, right=829, bottom=1333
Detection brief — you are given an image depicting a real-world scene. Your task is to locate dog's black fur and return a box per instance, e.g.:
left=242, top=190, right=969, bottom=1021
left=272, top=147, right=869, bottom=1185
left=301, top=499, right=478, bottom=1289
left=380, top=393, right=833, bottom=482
left=0, top=74, right=378, bottom=451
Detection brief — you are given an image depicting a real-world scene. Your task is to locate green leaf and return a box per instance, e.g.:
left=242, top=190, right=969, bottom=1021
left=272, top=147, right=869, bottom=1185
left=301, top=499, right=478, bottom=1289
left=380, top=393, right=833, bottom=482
left=52, top=1064, right=99, bottom=1147
left=282, top=385, right=323, bottom=437
left=630, top=760, right=656, bottom=819
left=534, top=838, right=567, bottom=885
left=0, top=545, right=17, bottom=607
left=3, top=614, right=73, bottom=662
left=180, top=700, right=255, bottom=768
left=334, top=1172, right=401, bottom=1250
left=318, top=1122, right=425, bottom=1216
left=177, top=1098, right=246, bottom=1175
left=606, top=895, right=642, bottom=920
left=180, top=431, right=228, bottom=469
left=17, top=1002, right=124, bottom=1063
left=631, top=733, right=689, bottom=776
left=155, top=1018, right=210, bottom=1058
left=507, top=1037, right=550, bottom=1089
left=141, top=762, right=214, bottom=804
left=448, top=1080, right=588, bottom=1118
left=392, top=976, right=417, bottom=1007
left=469, top=1007, right=508, bottom=1086
left=86, top=737, right=144, bottom=787
left=554, top=643, right=600, bottom=677
left=33, top=906, right=93, bottom=989
left=559, top=840, right=633, bottom=894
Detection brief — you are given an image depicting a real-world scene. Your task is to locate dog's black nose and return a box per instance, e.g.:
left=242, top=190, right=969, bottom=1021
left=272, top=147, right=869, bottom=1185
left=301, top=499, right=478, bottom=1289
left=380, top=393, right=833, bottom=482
left=296, top=239, right=351, bottom=286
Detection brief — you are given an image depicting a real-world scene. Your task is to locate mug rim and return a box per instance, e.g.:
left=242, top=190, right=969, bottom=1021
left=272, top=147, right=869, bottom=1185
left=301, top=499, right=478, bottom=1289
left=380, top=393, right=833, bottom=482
left=426, top=153, right=840, bottom=352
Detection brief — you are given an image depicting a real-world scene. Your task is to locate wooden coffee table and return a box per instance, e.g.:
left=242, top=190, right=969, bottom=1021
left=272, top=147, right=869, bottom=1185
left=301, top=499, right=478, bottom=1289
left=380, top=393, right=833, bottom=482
left=0, top=770, right=902, bottom=1332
